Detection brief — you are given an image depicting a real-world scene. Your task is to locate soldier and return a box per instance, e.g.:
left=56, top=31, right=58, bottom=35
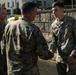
left=50, top=1, right=76, bottom=75
left=0, top=6, right=7, bottom=75
left=1, top=2, right=53, bottom=75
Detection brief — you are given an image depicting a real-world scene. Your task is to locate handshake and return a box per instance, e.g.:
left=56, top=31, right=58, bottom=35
left=50, top=50, right=56, bottom=61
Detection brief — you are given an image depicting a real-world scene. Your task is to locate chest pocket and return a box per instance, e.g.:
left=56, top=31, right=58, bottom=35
left=64, top=22, right=73, bottom=38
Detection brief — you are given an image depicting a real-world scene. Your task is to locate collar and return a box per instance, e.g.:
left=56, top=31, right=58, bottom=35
left=56, top=14, right=68, bottom=25
left=20, top=17, right=31, bottom=23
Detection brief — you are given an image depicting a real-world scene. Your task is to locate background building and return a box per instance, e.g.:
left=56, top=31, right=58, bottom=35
left=0, top=0, right=54, bottom=9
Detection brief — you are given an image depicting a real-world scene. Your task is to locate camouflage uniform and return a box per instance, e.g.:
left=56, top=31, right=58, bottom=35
left=1, top=18, right=53, bottom=75
left=50, top=14, right=76, bottom=75
left=0, top=22, right=6, bottom=41
left=0, top=22, right=7, bottom=75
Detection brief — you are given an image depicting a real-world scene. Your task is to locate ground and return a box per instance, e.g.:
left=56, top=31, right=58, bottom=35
left=38, top=58, right=58, bottom=75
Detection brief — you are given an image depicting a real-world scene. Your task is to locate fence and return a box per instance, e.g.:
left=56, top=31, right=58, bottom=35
left=33, top=9, right=76, bottom=48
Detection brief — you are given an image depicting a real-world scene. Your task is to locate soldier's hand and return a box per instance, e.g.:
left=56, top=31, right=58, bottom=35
left=50, top=50, right=54, bottom=54
left=67, top=56, right=75, bottom=64
left=50, top=50, right=55, bottom=60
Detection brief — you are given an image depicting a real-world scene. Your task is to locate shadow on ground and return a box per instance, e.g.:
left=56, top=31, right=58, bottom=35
left=38, top=58, right=58, bottom=75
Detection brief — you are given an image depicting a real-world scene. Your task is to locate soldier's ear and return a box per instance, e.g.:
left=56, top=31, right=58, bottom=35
left=30, top=10, right=34, bottom=15
left=61, top=7, right=64, bottom=12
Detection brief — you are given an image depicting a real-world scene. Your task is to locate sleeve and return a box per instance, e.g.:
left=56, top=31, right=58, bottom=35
left=0, top=24, right=9, bottom=69
left=70, top=19, right=76, bottom=58
left=50, top=25, right=57, bottom=52
left=0, top=22, right=6, bottom=41
left=1, top=24, right=22, bottom=62
left=1, top=24, right=9, bottom=56
left=1, top=33, right=6, bottom=56
left=34, top=27, right=53, bottom=60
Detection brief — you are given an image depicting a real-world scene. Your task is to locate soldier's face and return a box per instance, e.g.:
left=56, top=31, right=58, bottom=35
left=52, top=6, right=64, bottom=18
left=0, top=9, right=7, bottom=22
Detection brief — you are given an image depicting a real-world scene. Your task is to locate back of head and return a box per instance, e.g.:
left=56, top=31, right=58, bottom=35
left=0, top=6, right=6, bottom=11
left=52, top=1, right=64, bottom=8
left=0, top=6, right=7, bottom=15
left=21, top=2, right=37, bottom=15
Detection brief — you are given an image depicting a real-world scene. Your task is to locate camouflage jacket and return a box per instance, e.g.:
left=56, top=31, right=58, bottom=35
left=1, top=18, right=53, bottom=75
left=0, top=22, right=6, bottom=41
left=0, top=22, right=6, bottom=72
left=50, top=14, right=76, bottom=63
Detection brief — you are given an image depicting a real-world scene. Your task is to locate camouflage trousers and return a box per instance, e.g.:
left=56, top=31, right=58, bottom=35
left=56, top=62, right=76, bottom=75
left=67, top=63, right=76, bottom=75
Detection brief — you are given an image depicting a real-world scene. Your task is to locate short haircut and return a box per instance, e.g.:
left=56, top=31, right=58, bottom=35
left=0, top=6, right=6, bottom=11
left=52, top=1, right=64, bottom=8
left=21, top=2, right=37, bottom=14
